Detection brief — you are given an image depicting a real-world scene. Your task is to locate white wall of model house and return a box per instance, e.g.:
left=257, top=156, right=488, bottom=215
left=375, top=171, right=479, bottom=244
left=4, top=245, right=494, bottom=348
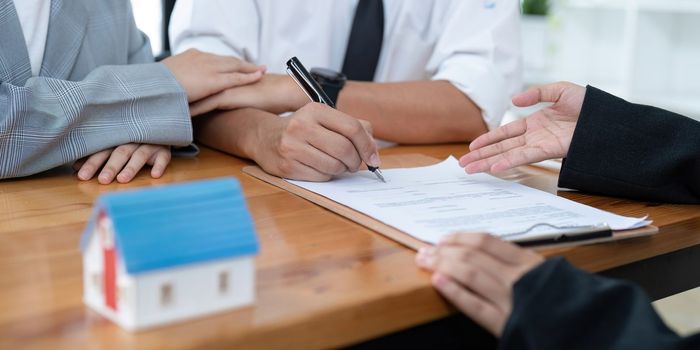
left=81, top=178, right=259, bottom=331
left=82, top=217, right=256, bottom=331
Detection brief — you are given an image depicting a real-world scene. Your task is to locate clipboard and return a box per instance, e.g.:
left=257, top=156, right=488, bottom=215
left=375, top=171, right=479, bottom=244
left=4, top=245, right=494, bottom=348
left=243, top=154, right=658, bottom=251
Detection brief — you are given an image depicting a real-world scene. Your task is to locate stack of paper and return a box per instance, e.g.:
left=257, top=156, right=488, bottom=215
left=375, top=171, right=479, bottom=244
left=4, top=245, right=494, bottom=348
left=287, top=157, right=650, bottom=244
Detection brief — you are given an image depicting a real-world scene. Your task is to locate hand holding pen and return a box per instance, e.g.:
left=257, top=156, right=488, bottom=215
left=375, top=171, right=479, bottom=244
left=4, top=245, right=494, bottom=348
left=286, top=57, right=386, bottom=182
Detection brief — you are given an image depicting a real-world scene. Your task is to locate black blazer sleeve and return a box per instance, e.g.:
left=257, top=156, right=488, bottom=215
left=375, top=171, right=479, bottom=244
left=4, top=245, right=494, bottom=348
left=559, top=86, right=700, bottom=204
left=500, top=257, right=700, bottom=350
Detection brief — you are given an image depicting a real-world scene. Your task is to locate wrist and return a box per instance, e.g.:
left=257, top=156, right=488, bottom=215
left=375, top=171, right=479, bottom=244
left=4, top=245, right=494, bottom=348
left=231, top=109, right=267, bottom=160
left=242, top=111, right=280, bottom=160
left=310, top=68, right=347, bottom=106
left=281, top=75, right=309, bottom=111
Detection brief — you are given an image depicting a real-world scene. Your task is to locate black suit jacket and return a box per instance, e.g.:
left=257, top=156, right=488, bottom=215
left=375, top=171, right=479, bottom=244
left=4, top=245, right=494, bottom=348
left=500, top=87, right=700, bottom=349
left=502, top=258, right=700, bottom=350
left=559, top=86, right=700, bottom=203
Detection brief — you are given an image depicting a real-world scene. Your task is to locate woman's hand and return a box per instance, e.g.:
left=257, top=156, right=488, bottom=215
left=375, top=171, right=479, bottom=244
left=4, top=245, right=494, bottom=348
left=74, top=144, right=171, bottom=184
left=416, top=233, right=544, bottom=336
left=459, top=82, right=586, bottom=174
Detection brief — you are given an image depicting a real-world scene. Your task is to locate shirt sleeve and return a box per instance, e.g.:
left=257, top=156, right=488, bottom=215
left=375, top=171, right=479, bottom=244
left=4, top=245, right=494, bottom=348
left=169, top=0, right=260, bottom=60
left=428, top=0, right=522, bottom=130
left=501, top=257, right=700, bottom=350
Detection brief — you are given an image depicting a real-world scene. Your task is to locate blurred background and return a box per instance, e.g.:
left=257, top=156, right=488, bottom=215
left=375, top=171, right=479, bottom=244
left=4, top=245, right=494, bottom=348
left=131, top=0, right=700, bottom=122
left=130, top=0, right=700, bottom=335
left=520, top=0, right=700, bottom=122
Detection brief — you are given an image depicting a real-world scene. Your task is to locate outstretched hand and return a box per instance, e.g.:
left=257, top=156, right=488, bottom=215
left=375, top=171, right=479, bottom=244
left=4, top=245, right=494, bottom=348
left=459, top=82, right=586, bottom=174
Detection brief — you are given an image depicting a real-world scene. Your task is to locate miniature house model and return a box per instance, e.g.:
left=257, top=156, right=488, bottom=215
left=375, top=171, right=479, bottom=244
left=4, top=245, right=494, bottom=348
left=80, top=177, right=259, bottom=331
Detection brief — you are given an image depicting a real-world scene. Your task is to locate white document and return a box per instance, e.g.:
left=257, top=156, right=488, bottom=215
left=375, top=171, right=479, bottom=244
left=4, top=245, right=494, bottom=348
left=287, top=157, right=651, bottom=244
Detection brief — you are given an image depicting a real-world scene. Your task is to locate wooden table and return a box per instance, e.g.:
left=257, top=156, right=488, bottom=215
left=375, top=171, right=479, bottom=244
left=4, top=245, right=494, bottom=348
left=1, top=144, right=699, bottom=349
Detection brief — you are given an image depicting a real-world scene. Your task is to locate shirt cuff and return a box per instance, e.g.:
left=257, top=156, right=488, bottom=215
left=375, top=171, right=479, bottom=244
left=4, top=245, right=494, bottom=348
left=432, top=56, right=511, bottom=130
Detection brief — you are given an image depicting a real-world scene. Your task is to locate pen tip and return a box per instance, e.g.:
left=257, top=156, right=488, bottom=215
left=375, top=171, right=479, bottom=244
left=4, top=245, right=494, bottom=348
left=375, top=171, right=386, bottom=183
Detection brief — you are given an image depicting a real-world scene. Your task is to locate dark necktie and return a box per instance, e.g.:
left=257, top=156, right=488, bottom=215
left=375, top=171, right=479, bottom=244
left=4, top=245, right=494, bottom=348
left=342, top=0, right=385, bottom=81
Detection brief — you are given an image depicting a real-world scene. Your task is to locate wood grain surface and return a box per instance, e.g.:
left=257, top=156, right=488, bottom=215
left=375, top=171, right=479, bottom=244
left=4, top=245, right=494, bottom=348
left=1, top=144, right=698, bottom=349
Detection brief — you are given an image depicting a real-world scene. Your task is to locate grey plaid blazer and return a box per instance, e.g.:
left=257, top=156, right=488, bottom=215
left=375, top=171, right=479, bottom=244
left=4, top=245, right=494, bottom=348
left=0, top=0, right=192, bottom=179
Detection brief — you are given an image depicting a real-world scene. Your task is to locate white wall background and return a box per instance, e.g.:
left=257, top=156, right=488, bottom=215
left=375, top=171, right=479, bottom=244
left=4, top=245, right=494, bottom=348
left=131, top=0, right=163, bottom=55
left=523, top=0, right=700, bottom=120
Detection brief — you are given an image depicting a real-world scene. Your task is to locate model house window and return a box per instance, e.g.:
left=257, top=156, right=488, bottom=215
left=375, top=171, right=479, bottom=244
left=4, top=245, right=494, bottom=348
left=160, top=283, right=173, bottom=307
left=219, top=271, right=229, bottom=294
left=92, top=272, right=102, bottom=293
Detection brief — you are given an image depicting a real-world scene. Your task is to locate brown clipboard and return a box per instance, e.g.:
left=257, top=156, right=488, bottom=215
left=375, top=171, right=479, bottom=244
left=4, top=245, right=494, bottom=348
left=242, top=154, right=658, bottom=251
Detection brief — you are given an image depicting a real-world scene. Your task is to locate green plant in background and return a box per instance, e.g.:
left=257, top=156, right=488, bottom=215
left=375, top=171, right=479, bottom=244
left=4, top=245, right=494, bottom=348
left=522, top=0, right=549, bottom=16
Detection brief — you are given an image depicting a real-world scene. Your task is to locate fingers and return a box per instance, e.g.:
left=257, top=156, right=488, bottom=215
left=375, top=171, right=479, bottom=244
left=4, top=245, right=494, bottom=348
left=438, top=233, right=546, bottom=284
left=511, top=82, right=570, bottom=107
left=432, top=273, right=505, bottom=336
left=77, top=145, right=171, bottom=184
left=77, top=149, right=113, bottom=181
left=438, top=233, right=546, bottom=275
left=264, top=104, right=379, bottom=181
left=189, top=89, right=228, bottom=117
left=488, top=147, right=550, bottom=173
left=214, top=55, right=265, bottom=74
left=461, top=147, right=523, bottom=174
left=72, top=158, right=86, bottom=172
left=165, top=49, right=265, bottom=103
left=358, top=119, right=374, bottom=137
left=296, top=143, right=349, bottom=177
left=310, top=104, right=380, bottom=168
left=438, top=233, right=525, bottom=265
left=305, top=126, right=363, bottom=173
left=116, top=145, right=162, bottom=184
left=417, top=246, right=512, bottom=310
left=98, top=144, right=139, bottom=184
left=460, top=135, right=526, bottom=173
left=466, top=118, right=527, bottom=153
left=276, top=127, right=348, bottom=178
left=217, top=70, right=263, bottom=91
left=149, top=147, right=172, bottom=179
left=276, top=158, right=332, bottom=182
left=415, top=234, right=544, bottom=337
left=418, top=245, right=511, bottom=286
left=189, top=71, right=264, bottom=116
left=199, top=71, right=263, bottom=107
left=116, top=145, right=151, bottom=183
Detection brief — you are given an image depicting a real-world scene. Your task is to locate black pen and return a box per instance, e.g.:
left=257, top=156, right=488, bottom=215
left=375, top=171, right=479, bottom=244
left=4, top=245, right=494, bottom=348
left=286, top=56, right=385, bottom=182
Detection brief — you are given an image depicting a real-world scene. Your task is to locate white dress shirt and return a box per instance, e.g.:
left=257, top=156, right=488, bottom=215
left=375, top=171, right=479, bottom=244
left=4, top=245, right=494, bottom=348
left=170, top=0, right=521, bottom=129
left=13, top=0, right=50, bottom=77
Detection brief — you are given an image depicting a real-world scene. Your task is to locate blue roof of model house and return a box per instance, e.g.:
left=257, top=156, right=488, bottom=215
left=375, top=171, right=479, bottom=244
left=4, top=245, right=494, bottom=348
left=80, top=177, right=259, bottom=274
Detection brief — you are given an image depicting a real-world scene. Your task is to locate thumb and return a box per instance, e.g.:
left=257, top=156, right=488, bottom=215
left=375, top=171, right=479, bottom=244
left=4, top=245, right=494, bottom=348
left=358, top=119, right=374, bottom=137
left=512, top=82, right=570, bottom=107
left=356, top=120, right=380, bottom=167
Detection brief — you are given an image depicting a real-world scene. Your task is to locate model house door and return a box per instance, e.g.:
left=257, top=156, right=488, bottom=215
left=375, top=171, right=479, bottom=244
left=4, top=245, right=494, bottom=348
left=98, top=212, right=118, bottom=311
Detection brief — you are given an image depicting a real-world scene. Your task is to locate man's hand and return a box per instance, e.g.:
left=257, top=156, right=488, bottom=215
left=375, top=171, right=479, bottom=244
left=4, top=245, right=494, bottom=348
left=250, top=103, right=380, bottom=181
left=415, top=233, right=544, bottom=336
left=189, top=73, right=308, bottom=117
left=459, top=82, right=586, bottom=173
left=73, top=144, right=171, bottom=184
left=162, top=49, right=265, bottom=104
